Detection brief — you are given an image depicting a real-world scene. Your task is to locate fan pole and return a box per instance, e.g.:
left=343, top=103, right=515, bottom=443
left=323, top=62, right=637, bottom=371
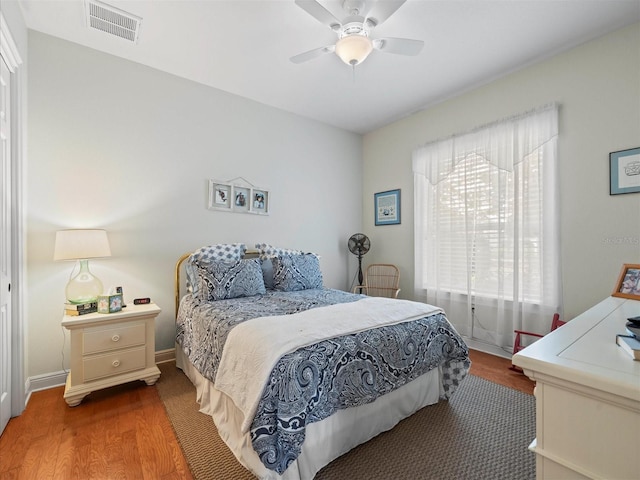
left=357, top=252, right=363, bottom=286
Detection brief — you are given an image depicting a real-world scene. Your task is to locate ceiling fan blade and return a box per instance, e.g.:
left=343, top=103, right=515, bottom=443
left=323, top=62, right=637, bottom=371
left=373, top=37, right=424, bottom=56
left=290, top=45, right=336, bottom=64
left=365, top=0, right=406, bottom=27
left=294, top=0, right=341, bottom=30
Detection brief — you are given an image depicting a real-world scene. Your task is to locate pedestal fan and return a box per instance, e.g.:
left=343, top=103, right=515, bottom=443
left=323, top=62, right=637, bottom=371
left=348, top=233, right=371, bottom=286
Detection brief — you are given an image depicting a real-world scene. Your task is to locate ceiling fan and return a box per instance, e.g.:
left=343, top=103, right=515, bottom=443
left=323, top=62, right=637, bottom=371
left=290, top=0, right=424, bottom=66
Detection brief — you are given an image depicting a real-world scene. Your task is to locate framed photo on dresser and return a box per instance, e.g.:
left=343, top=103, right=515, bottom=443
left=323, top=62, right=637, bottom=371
left=612, top=263, right=640, bottom=300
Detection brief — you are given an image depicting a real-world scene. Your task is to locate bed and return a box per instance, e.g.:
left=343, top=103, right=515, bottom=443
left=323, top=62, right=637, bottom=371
left=174, top=243, right=470, bottom=480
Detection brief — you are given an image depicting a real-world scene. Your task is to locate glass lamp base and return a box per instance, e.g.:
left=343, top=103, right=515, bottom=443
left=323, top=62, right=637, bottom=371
left=66, top=259, right=104, bottom=304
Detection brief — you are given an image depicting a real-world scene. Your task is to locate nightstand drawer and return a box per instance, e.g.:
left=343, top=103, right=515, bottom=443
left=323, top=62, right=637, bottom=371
left=83, top=322, right=145, bottom=354
left=83, top=346, right=146, bottom=381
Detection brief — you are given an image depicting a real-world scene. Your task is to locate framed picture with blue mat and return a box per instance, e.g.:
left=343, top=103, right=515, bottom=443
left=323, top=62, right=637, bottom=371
left=375, top=189, right=401, bottom=226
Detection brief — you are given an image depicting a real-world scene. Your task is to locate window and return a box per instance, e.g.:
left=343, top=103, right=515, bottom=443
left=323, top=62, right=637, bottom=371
left=413, top=104, right=561, bottom=349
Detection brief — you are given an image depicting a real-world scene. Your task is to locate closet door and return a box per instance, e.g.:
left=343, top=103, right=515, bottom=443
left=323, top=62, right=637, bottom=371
left=0, top=54, right=13, bottom=435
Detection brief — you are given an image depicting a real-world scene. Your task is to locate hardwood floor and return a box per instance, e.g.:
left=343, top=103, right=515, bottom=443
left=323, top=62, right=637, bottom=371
left=0, top=376, right=193, bottom=480
left=468, top=349, right=535, bottom=395
left=0, top=350, right=533, bottom=479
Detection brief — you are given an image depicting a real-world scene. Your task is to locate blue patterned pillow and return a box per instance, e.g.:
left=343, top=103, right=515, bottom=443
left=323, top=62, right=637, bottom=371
left=186, top=243, right=246, bottom=294
left=272, top=254, right=323, bottom=292
left=255, top=243, right=303, bottom=289
left=194, top=258, right=266, bottom=301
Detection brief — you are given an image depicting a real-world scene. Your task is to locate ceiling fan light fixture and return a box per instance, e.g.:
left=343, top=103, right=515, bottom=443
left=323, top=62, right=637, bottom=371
left=335, top=34, right=373, bottom=66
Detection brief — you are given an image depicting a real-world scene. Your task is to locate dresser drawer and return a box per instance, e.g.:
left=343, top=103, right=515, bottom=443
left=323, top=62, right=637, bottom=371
left=83, top=346, right=146, bottom=382
left=83, top=322, right=145, bottom=354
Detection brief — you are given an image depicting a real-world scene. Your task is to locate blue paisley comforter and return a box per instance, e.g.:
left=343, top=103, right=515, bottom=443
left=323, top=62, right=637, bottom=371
left=176, top=288, right=470, bottom=475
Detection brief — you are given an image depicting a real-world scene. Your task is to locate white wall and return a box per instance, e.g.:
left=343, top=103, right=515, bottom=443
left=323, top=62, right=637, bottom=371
left=362, top=23, right=640, bottom=322
left=26, top=32, right=363, bottom=378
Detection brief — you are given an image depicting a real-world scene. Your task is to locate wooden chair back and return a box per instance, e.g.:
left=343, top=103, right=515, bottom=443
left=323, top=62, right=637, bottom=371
left=354, top=264, right=401, bottom=298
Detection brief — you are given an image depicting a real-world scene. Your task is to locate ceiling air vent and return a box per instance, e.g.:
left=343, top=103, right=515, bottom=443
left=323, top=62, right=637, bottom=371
left=85, top=0, right=142, bottom=43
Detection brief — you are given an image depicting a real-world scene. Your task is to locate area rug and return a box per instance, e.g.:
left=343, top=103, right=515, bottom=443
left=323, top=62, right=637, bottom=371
left=156, top=361, right=535, bottom=480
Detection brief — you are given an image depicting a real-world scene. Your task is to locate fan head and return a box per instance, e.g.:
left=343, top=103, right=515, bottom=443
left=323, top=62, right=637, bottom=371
left=290, top=0, right=424, bottom=66
left=348, top=233, right=371, bottom=256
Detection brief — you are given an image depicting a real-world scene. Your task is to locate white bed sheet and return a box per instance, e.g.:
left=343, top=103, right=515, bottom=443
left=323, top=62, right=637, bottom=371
left=176, top=347, right=444, bottom=480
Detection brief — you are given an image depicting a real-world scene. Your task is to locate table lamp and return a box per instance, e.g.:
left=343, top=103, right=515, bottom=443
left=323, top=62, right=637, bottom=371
left=54, top=229, right=111, bottom=304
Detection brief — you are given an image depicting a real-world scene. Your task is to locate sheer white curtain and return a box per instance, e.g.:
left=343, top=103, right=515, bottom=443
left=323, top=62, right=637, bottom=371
left=413, top=104, right=561, bottom=351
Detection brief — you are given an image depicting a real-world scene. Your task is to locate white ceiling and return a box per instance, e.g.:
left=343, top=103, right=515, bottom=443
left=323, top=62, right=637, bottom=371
left=16, top=0, right=640, bottom=134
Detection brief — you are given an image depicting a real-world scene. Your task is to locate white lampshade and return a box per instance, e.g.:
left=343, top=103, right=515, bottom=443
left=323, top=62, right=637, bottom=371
left=54, top=229, right=111, bottom=304
left=335, top=35, right=373, bottom=66
left=54, top=229, right=111, bottom=261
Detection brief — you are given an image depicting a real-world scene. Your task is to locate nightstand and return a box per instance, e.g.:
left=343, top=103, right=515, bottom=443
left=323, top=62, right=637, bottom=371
left=61, top=303, right=162, bottom=406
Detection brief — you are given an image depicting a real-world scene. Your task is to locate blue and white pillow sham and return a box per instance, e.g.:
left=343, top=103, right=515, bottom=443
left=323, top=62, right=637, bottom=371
left=255, top=243, right=304, bottom=289
left=185, top=243, right=246, bottom=295
left=193, top=258, right=266, bottom=302
left=272, top=253, right=323, bottom=292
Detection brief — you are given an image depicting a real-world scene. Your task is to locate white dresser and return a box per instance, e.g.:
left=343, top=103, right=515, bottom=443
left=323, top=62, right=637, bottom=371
left=513, top=296, right=640, bottom=479
left=62, top=303, right=162, bottom=406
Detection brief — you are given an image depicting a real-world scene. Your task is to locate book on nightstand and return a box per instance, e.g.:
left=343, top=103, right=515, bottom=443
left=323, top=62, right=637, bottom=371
left=616, top=334, right=640, bottom=360
left=64, top=307, right=98, bottom=316
left=64, top=301, right=98, bottom=316
left=64, top=301, right=97, bottom=310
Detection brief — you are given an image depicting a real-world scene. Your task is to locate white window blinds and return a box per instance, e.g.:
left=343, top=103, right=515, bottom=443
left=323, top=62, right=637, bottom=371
left=412, top=104, right=561, bottom=349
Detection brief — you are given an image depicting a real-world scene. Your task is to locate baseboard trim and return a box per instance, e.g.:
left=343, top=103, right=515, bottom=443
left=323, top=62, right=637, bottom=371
left=464, top=337, right=512, bottom=359
left=25, top=348, right=178, bottom=398
left=27, top=369, right=68, bottom=393
left=155, top=347, right=176, bottom=364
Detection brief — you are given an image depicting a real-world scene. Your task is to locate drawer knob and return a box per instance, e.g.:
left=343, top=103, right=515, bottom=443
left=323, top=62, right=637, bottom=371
left=111, top=334, right=120, bottom=342
left=112, top=360, right=121, bottom=368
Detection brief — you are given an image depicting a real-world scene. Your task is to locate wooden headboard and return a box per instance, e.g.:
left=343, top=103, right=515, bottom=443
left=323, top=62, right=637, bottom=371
left=174, top=248, right=261, bottom=318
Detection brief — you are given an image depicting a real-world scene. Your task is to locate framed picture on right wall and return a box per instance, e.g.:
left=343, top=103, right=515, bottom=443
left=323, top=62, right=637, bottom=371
left=610, top=147, right=640, bottom=195
left=374, top=189, right=401, bottom=226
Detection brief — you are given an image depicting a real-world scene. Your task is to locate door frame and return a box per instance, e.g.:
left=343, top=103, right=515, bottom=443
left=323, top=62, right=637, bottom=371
left=1, top=12, right=26, bottom=419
